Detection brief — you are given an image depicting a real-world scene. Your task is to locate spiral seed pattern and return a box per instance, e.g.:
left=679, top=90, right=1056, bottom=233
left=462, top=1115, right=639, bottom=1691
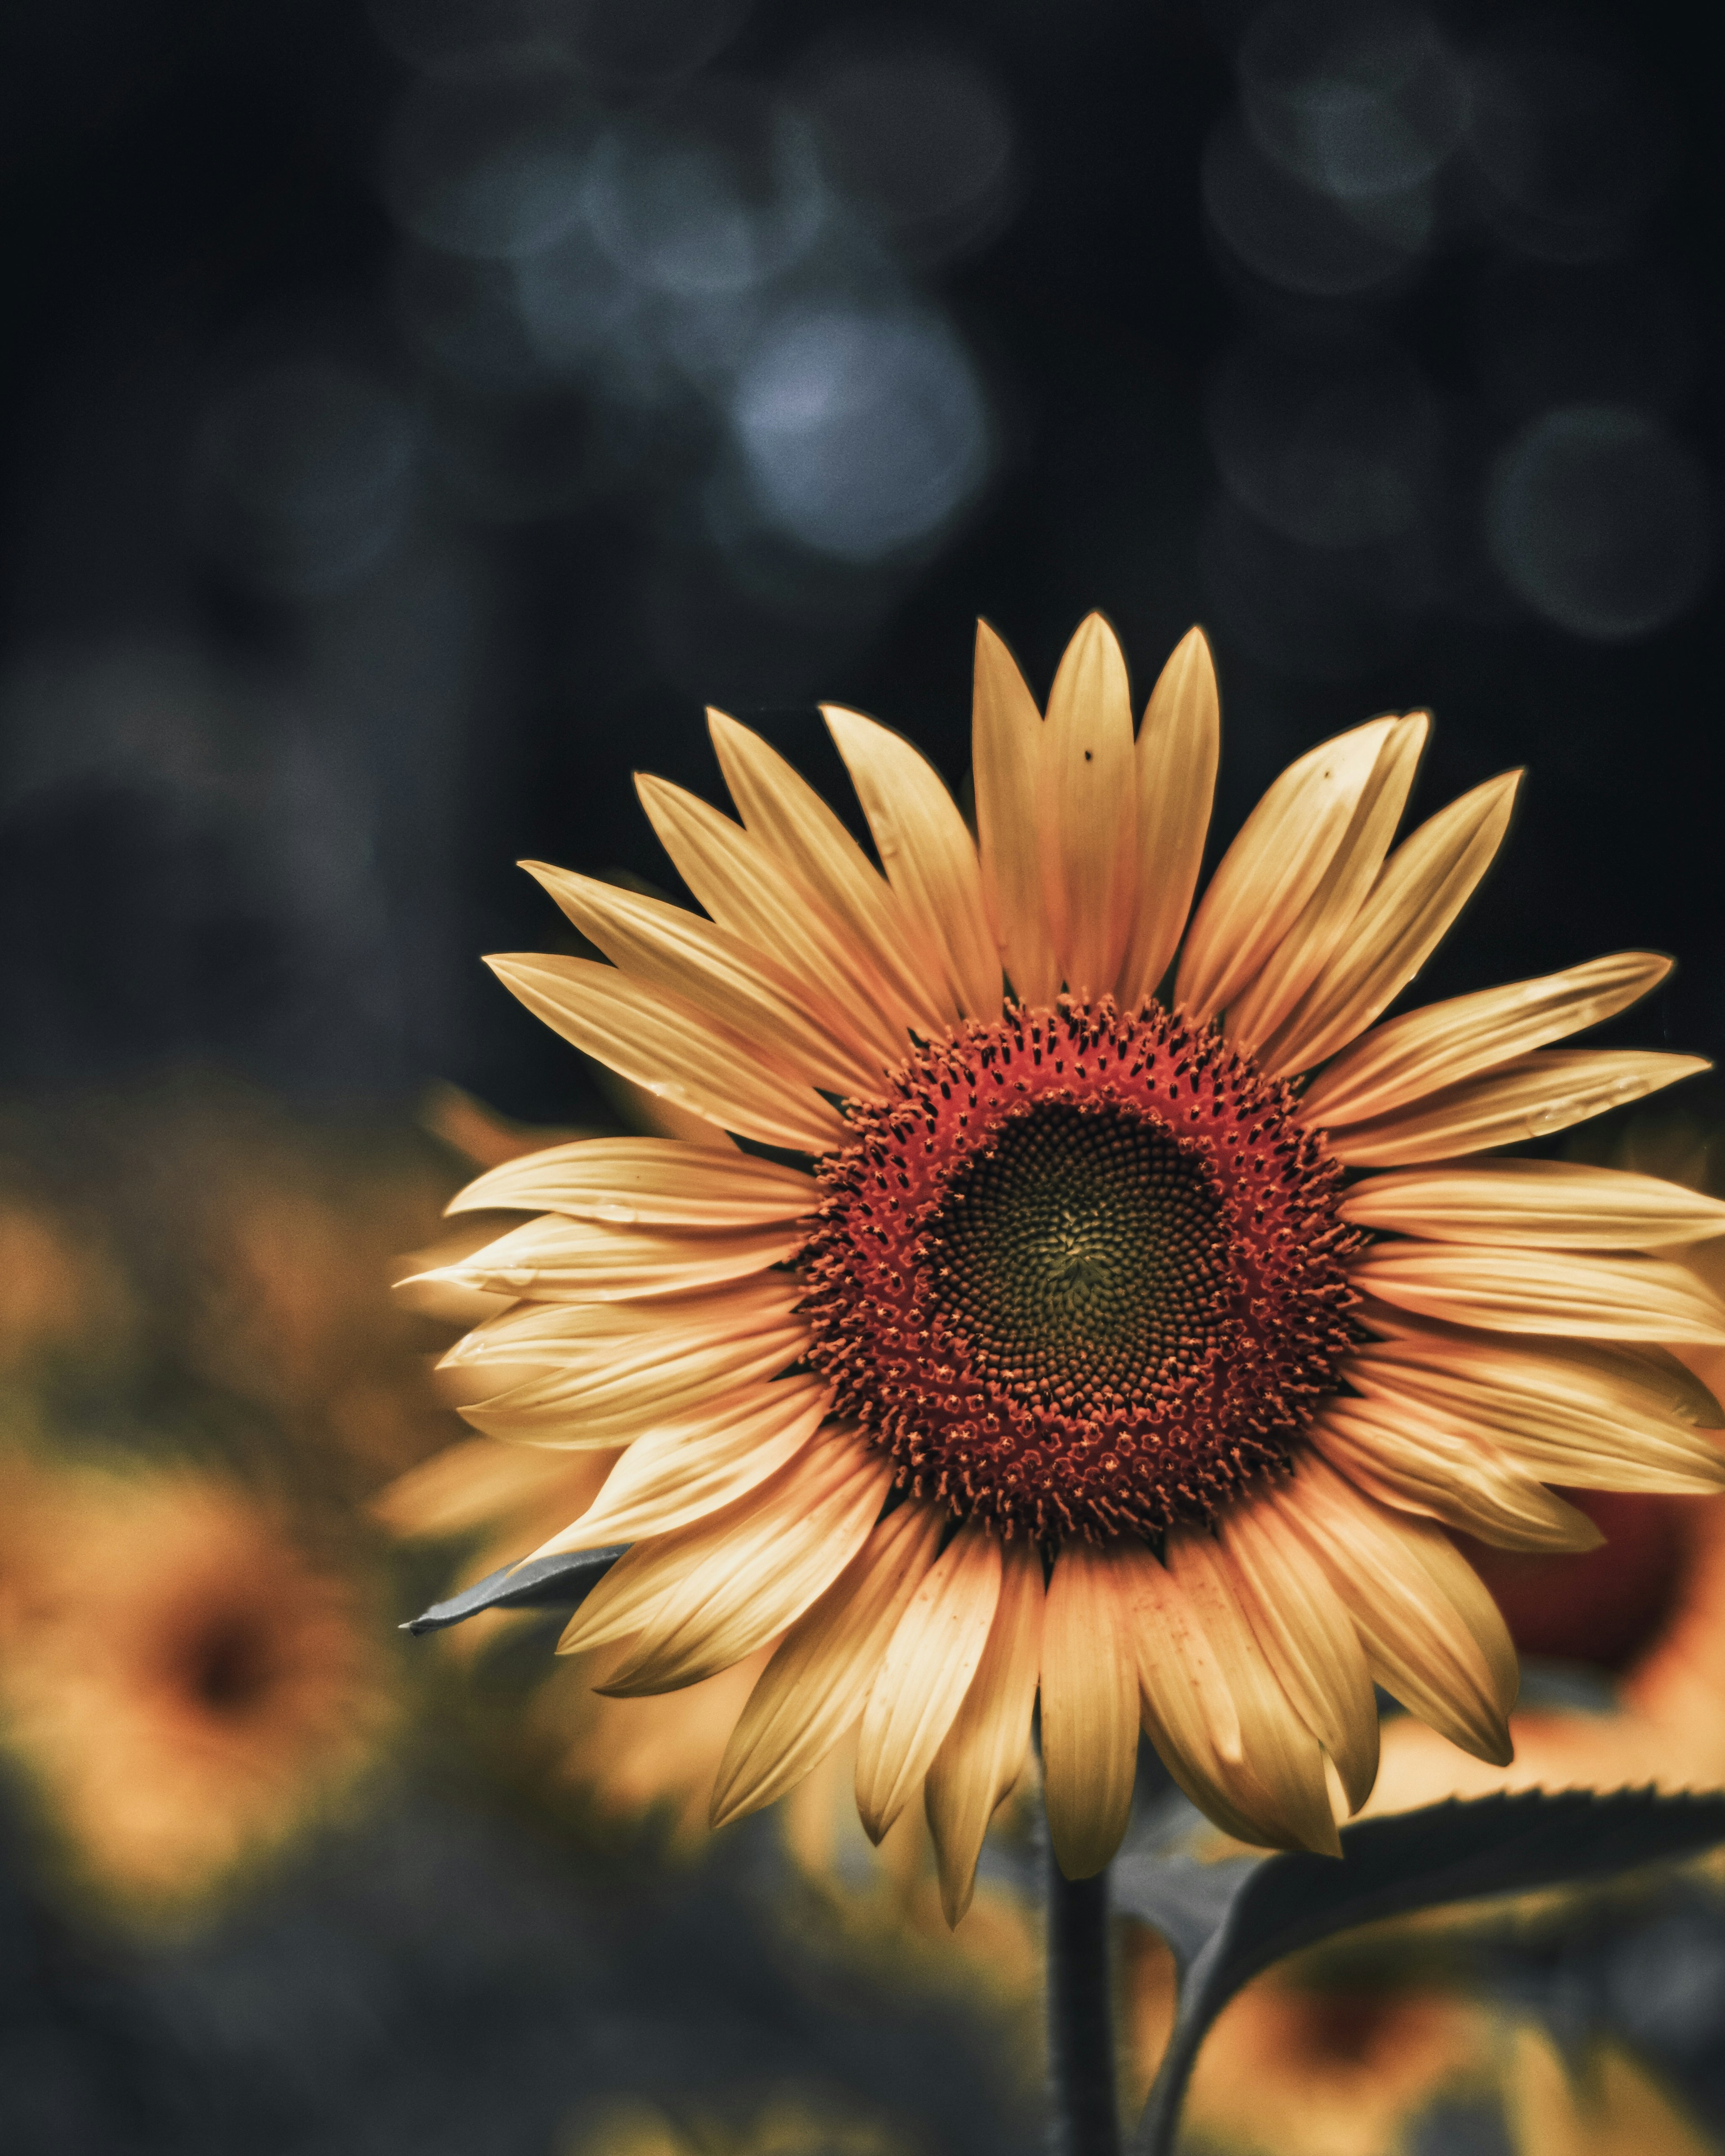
left=798, top=999, right=1359, bottom=1542
left=928, top=1105, right=1229, bottom=1412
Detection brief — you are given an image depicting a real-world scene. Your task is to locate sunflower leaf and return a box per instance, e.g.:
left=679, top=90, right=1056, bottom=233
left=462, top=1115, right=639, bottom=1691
left=402, top=1547, right=628, bottom=1634
left=1123, top=1787, right=1725, bottom=2156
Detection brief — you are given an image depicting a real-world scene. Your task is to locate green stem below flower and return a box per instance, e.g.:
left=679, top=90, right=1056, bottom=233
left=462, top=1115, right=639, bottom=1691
left=1045, top=1832, right=1120, bottom=2156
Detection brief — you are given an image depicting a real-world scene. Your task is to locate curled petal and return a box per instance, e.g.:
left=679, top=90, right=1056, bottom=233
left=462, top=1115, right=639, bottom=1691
left=1307, top=1398, right=1602, bottom=1553
left=924, top=1538, right=1044, bottom=1926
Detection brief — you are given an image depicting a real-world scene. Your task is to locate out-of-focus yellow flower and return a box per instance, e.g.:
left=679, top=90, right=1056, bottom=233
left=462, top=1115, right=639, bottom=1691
left=563, top=2092, right=913, bottom=2156
left=1507, top=2025, right=1712, bottom=2156
left=0, top=1194, right=136, bottom=1376
left=1168, top=1961, right=1494, bottom=2156
left=1123, top=1941, right=1711, bottom=2156
left=0, top=1457, right=395, bottom=1917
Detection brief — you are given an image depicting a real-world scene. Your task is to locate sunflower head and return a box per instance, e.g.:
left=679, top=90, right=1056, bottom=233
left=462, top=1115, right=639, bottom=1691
left=0, top=1457, right=396, bottom=1919
left=417, top=613, right=1725, bottom=1922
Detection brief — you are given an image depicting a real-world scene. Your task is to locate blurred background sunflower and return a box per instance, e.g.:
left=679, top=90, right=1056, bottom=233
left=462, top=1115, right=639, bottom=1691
left=2, top=0, right=1725, bottom=2149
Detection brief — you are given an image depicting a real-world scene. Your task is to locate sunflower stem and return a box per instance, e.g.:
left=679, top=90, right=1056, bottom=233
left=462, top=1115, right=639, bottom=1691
left=1045, top=1838, right=1121, bottom=2156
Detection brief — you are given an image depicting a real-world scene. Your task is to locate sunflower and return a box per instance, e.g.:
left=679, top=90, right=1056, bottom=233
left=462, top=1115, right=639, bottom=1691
left=0, top=1458, right=394, bottom=1915
left=417, top=615, right=1725, bottom=1924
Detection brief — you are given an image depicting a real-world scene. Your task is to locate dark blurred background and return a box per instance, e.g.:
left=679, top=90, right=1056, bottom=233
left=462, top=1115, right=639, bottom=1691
left=4, top=2, right=1725, bottom=2152
left=1, top=0, right=1719, bottom=1118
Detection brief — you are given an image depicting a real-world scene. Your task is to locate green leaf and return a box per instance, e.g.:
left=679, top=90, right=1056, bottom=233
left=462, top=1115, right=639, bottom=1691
left=1120, top=1788, right=1725, bottom=2156
left=402, top=1546, right=626, bottom=1634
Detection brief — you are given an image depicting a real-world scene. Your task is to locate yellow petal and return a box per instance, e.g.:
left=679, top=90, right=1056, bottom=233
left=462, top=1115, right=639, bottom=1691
left=1126, top=1541, right=1286, bottom=1847
left=972, top=620, right=1059, bottom=1007
left=1342, top=1334, right=1725, bottom=1496
left=1300, top=952, right=1672, bottom=1127
left=1324, top=1049, right=1710, bottom=1167
left=524, top=863, right=884, bottom=1098
left=1273, top=1458, right=1516, bottom=1767
left=526, top=1376, right=834, bottom=1551
left=924, top=1538, right=1044, bottom=1925
left=710, top=1501, right=943, bottom=1829
left=1176, top=717, right=1401, bottom=1026
left=1115, top=627, right=1220, bottom=1011
left=708, top=709, right=953, bottom=1035
left=1347, top=1244, right=1725, bottom=1344
left=634, top=773, right=908, bottom=1071
left=375, top=1435, right=602, bottom=1542
left=570, top=1428, right=892, bottom=1692
left=1307, top=1398, right=1602, bottom=1552
left=1166, top=1530, right=1341, bottom=1854
left=1043, top=614, right=1138, bottom=999
left=1216, top=1497, right=1379, bottom=1814
left=1226, top=715, right=1427, bottom=1055
left=447, top=1136, right=819, bottom=1228
left=456, top=1326, right=806, bottom=1447
left=855, top=1520, right=1003, bottom=1843
left=486, top=954, right=848, bottom=1154
left=422, top=1210, right=805, bottom=1305
left=442, top=1272, right=803, bottom=1377
left=1340, top=1158, right=1725, bottom=1250
left=1040, top=1539, right=1141, bottom=1878
left=1262, top=770, right=1522, bottom=1076
left=823, top=705, right=1002, bottom=1021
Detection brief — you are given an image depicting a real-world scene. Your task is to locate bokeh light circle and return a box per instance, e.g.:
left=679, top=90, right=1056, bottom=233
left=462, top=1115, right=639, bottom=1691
left=1486, top=404, right=1712, bottom=641
left=1240, top=0, right=1462, bottom=203
left=730, top=307, right=990, bottom=563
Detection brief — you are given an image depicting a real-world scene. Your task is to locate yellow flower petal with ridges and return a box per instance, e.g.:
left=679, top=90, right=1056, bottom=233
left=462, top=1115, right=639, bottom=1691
left=1326, top=1049, right=1709, bottom=1167
left=1216, top=1498, right=1378, bottom=1814
left=1339, top=1158, right=1725, bottom=1249
left=1114, top=627, right=1218, bottom=1011
left=1041, top=1541, right=1140, bottom=1879
left=924, top=1539, right=1044, bottom=1925
left=823, top=705, right=1001, bottom=1019
left=447, top=1137, right=819, bottom=1229
left=1176, top=716, right=1401, bottom=1026
left=1307, top=1397, right=1602, bottom=1552
left=855, top=1520, right=1002, bottom=1843
left=972, top=620, right=1058, bottom=1006
left=1300, top=951, right=1672, bottom=1127
left=710, top=1503, right=943, bottom=1829
left=1043, top=613, right=1138, bottom=1001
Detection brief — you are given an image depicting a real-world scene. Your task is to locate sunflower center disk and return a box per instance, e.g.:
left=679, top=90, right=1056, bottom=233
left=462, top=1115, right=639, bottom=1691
left=930, top=1106, right=1229, bottom=1411
left=799, top=1002, right=1359, bottom=1542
